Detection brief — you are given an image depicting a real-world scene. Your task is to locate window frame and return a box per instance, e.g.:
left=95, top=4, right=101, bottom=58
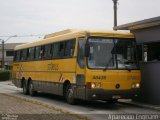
left=6, top=50, right=14, bottom=57
left=77, top=38, right=85, bottom=69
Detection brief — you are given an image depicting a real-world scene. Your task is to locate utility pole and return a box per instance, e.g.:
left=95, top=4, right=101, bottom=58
left=2, top=40, right=4, bottom=70
left=0, top=39, right=5, bottom=70
left=113, top=0, right=118, bottom=30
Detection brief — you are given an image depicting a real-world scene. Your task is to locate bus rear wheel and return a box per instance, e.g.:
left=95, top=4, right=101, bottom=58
left=29, top=81, right=36, bottom=96
left=23, top=81, right=29, bottom=95
left=66, top=85, right=76, bottom=105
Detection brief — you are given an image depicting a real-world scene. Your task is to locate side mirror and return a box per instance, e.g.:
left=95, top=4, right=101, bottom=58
left=85, top=43, right=90, bottom=57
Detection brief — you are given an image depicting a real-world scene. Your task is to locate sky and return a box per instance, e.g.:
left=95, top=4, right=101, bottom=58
left=0, top=0, right=159, bottom=43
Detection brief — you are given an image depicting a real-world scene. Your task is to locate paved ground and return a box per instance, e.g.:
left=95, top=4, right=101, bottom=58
left=0, top=81, right=160, bottom=120
left=0, top=93, right=85, bottom=120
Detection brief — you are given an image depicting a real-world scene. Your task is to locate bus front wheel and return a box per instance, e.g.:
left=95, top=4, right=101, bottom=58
left=66, top=85, right=76, bottom=105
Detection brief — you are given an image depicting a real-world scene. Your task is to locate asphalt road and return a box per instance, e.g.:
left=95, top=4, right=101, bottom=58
left=0, top=81, right=159, bottom=120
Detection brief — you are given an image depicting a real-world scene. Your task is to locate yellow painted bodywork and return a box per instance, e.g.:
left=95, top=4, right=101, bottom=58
left=12, top=58, right=77, bottom=84
left=86, top=69, right=140, bottom=90
left=12, top=29, right=140, bottom=91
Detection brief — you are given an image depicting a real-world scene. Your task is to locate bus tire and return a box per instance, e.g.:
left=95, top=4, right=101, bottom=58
left=22, top=80, right=29, bottom=95
left=66, top=84, right=76, bottom=105
left=29, top=81, right=36, bottom=96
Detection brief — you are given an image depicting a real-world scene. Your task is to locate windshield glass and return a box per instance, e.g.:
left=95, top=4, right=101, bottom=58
left=87, top=37, right=139, bottom=70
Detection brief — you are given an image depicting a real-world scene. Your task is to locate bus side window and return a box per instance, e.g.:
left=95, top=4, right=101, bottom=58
left=31, top=47, right=35, bottom=60
left=20, top=50, right=24, bottom=61
left=58, top=42, right=65, bottom=57
left=22, top=49, right=27, bottom=61
left=14, top=51, right=17, bottom=61
left=52, top=43, right=59, bottom=58
left=65, top=39, right=75, bottom=57
left=51, top=44, right=54, bottom=58
left=53, top=42, right=65, bottom=58
left=27, top=48, right=31, bottom=60
left=52, top=40, right=75, bottom=59
left=78, top=39, right=85, bottom=68
left=44, top=44, right=52, bottom=59
left=40, top=46, right=45, bottom=59
left=16, top=50, right=20, bottom=61
left=28, top=47, right=35, bottom=60
left=35, top=46, right=41, bottom=60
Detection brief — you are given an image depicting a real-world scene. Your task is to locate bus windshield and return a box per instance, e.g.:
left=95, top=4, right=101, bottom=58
left=87, top=37, right=139, bottom=70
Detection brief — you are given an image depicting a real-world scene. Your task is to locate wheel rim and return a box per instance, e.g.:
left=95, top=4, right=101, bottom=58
left=68, top=89, right=73, bottom=101
left=67, top=88, right=74, bottom=103
left=23, top=82, right=26, bottom=93
left=29, top=83, right=33, bottom=95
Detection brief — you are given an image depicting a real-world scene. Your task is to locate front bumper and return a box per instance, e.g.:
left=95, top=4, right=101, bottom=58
left=85, top=88, right=140, bottom=100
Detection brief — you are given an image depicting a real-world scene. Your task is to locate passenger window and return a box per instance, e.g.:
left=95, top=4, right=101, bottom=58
left=65, top=40, right=75, bottom=57
left=44, top=44, right=52, bottom=59
left=52, top=39, right=76, bottom=59
left=35, top=46, right=41, bottom=60
left=51, top=44, right=54, bottom=58
left=18, top=50, right=22, bottom=61
left=40, top=46, right=45, bottom=59
left=59, top=42, right=65, bottom=57
left=53, top=42, right=65, bottom=58
left=28, top=47, right=35, bottom=60
left=16, top=51, right=20, bottom=61
left=20, top=50, right=24, bottom=61
left=22, top=49, right=27, bottom=61
left=52, top=43, right=59, bottom=58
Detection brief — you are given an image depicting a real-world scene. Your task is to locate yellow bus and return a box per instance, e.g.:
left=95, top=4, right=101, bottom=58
left=12, top=29, right=141, bottom=104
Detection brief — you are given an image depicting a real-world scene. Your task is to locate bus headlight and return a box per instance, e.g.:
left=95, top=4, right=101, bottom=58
left=135, top=83, right=140, bottom=88
left=132, top=83, right=140, bottom=88
left=91, top=83, right=102, bottom=88
left=91, top=83, right=96, bottom=88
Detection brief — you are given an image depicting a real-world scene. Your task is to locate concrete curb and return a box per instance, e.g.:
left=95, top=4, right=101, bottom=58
left=1, top=93, right=90, bottom=120
left=119, top=101, right=160, bottom=111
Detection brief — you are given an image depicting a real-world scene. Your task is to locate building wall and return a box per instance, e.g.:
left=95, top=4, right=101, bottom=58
left=131, top=25, right=160, bottom=105
left=131, top=26, right=160, bottom=43
left=0, top=43, right=23, bottom=70
left=140, top=62, right=160, bottom=104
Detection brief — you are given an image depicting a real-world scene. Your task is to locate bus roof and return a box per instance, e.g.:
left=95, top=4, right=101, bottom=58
left=14, top=29, right=134, bottom=50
